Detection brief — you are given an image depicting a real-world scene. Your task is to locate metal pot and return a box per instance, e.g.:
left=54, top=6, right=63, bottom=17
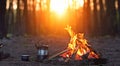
left=37, top=45, right=48, bottom=61
left=21, top=55, right=30, bottom=61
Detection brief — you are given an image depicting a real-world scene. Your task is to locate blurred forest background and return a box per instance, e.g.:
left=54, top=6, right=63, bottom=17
left=0, top=0, right=120, bottom=39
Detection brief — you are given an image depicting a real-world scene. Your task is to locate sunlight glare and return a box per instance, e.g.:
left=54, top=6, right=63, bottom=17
left=50, top=0, right=84, bottom=15
left=13, top=0, right=17, bottom=10
left=76, top=0, right=84, bottom=9
left=50, top=0, right=68, bottom=15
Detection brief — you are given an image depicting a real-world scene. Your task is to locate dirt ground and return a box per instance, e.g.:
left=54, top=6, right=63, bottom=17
left=0, top=35, right=120, bottom=66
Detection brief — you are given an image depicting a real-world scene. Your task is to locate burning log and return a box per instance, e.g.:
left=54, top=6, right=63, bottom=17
left=76, top=39, right=101, bottom=58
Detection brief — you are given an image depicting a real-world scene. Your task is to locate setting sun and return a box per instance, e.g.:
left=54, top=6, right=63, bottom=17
left=50, top=0, right=84, bottom=15
left=50, top=0, right=68, bottom=15
left=76, top=0, right=84, bottom=9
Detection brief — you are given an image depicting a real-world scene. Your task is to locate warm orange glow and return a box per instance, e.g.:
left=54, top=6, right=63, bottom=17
left=35, top=0, right=41, bottom=11
left=13, top=0, right=17, bottom=10
left=6, top=0, right=10, bottom=10
left=75, top=0, right=84, bottom=9
left=115, top=0, right=118, bottom=10
left=50, top=0, right=68, bottom=15
left=60, top=25, right=99, bottom=60
left=90, top=0, right=94, bottom=11
left=102, top=0, right=106, bottom=11
left=79, top=0, right=84, bottom=7
left=13, top=4, right=17, bottom=10
left=50, top=0, right=84, bottom=15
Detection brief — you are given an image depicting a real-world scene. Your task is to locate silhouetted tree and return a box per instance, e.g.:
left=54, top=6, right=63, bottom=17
left=92, top=0, right=97, bottom=36
left=0, top=0, right=7, bottom=39
left=31, top=0, right=36, bottom=35
left=23, top=0, right=29, bottom=35
left=83, top=0, right=91, bottom=36
left=16, top=0, right=21, bottom=35
left=118, top=0, right=120, bottom=16
left=118, top=0, right=120, bottom=34
left=106, top=0, right=116, bottom=35
left=99, top=0, right=105, bottom=35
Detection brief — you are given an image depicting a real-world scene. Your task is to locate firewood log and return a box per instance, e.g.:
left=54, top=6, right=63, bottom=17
left=48, top=49, right=70, bottom=60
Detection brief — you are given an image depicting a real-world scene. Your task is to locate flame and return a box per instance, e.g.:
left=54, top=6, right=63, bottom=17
left=60, top=25, right=99, bottom=60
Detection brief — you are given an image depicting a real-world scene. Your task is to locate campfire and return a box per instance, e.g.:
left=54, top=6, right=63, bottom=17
left=60, top=25, right=100, bottom=61
left=45, top=25, right=107, bottom=65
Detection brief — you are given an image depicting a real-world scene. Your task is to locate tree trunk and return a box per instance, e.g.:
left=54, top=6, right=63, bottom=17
left=0, top=0, right=7, bottom=39
left=16, top=0, right=21, bottom=35
left=118, top=0, right=120, bottom=34
left=92, top=0, right=97, bottom=36
left=106, top=0, right=116, bottom=35
left=23, top=0, right=29, bottom=35
left=99, top=0, right=104, bottom=35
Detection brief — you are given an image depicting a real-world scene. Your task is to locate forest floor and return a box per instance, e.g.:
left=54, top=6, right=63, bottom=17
left=0, top=35, right=120, bottom=66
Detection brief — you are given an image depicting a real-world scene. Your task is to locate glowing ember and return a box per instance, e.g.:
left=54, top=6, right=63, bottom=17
left=60, top=25, right=100, bottom=60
